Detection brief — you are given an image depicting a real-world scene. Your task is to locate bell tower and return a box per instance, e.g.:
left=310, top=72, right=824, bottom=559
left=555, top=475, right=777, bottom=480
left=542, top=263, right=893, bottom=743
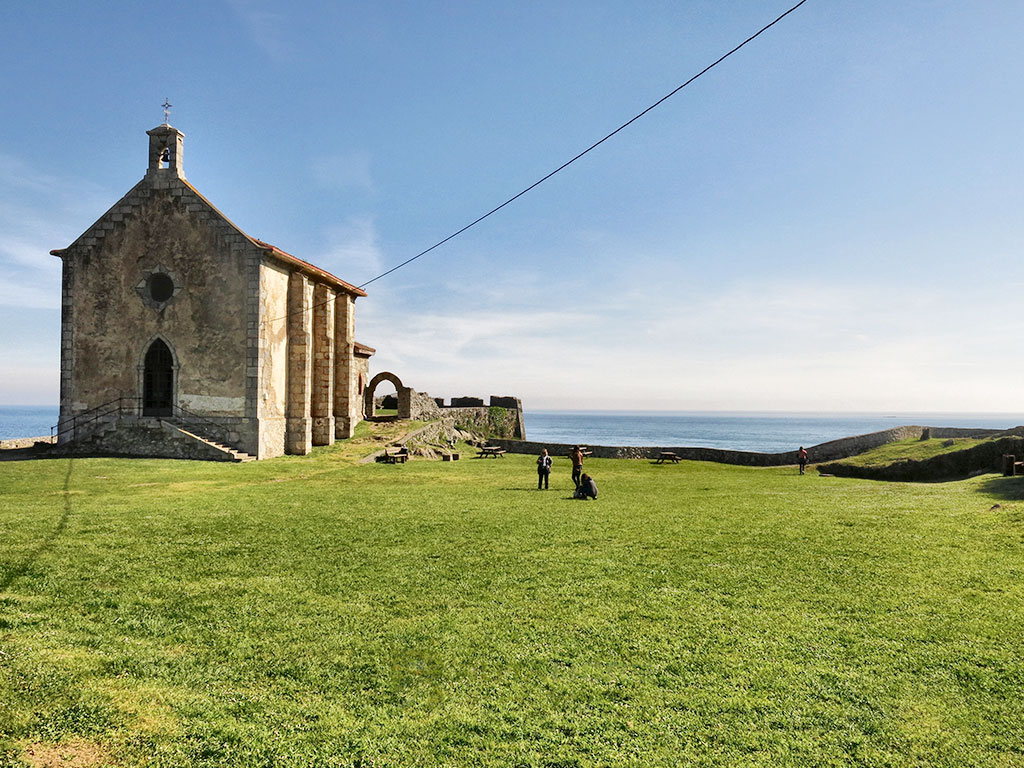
left=146, top=123, right=185, bottom=179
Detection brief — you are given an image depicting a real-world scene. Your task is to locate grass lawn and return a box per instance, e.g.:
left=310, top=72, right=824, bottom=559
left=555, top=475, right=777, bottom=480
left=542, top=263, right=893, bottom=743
left=1, top=433, right=1023, bottom=767
left=834, top=437, right=994, bottom=468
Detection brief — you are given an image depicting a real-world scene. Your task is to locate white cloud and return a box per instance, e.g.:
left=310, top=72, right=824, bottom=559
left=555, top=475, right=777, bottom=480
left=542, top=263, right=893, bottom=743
left=0, top=280, right=56, bottom=311
left=0, top=153, right=108, bottom=311
left=316, top=216, right=384, bottom=280
left=355, top=276, right=1021, bottom=412
left=225, top=0, right=290, bottom=61
left=311, top=151, right=374, bottom=192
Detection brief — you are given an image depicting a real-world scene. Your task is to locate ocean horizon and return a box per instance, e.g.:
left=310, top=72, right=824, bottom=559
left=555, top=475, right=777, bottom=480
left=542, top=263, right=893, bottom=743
left=2, top=405, right=1020, bottom=454
left=522, top=409, right=1021, bottom=454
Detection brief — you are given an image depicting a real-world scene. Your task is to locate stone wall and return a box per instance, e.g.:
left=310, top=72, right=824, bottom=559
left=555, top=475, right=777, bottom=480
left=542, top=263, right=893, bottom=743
left=819, top=436, right=1024, bottom=482
left=59, top=185, right=251, bottom=426
left=60, top=419, right=243, bottom=461
left=432, top=396, right=526, bottom=439
left=450, top=397, right=485, bottom=407
left=446, top=405, right=524, bottom=440
left=334, top=294, right=361, bottom=440
left=487, top=425, right=1010, bottom=467
left=54, top=126, right=369, bottom=463
left=408, top=391, right=443, bottom=421
left=257, top=260, right=289, bottom=458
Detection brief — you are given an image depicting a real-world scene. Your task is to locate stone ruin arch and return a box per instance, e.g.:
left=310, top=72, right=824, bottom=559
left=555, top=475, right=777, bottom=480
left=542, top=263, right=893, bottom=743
left=364, top=371, right=412, bottom=419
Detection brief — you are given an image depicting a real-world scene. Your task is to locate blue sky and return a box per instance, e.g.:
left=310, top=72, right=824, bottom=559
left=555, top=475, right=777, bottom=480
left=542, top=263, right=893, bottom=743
left=2, top=0, right=1023, bottom=411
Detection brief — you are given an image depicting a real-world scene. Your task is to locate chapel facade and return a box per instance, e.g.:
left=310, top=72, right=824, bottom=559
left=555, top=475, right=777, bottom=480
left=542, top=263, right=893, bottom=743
left=51, top=123, right=373, bottom=460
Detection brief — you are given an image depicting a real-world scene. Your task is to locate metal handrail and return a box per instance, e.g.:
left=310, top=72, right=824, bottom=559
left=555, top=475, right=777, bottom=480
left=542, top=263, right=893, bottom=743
left=51, top=396, right=140, bottom=439
left=170, top=405, right=233, bottom=439
left=51, top=397, right=236, bottom=444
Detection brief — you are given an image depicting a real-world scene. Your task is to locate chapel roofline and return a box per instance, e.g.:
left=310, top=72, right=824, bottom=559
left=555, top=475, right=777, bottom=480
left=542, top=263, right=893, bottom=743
left=51, top=145, right=370, bottom=299
left=252, top=240, right=367, bottom=297
left=50, top=125, right=367, bottom=299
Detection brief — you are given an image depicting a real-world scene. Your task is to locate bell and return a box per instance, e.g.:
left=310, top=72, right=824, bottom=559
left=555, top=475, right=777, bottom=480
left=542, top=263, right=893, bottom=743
left=160, top=148, right=170, bottom=162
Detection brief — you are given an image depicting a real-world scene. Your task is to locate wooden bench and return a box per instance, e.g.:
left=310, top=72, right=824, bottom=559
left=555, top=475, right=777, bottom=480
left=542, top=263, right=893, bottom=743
left=377, top=446, right=409, bottom=464
left=654, top=451, right=681, bottom=464
left=477, top=446, right=506, bottom=458
left=1003, top=454, right=1022, bottom=476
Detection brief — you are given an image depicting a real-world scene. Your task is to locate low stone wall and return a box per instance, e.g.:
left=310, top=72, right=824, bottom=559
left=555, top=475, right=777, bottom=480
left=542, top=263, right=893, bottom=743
left=819, top=436, right=1024, bottom=482
left=450, top=397, right=485, bottom=407
left=489, top=438, right=796, bottom=465
left=807, top=426, right=1006, bottom=463
left=58, top=420, right=241, bottom=461
left=488, top=425, right=1012, bottom=467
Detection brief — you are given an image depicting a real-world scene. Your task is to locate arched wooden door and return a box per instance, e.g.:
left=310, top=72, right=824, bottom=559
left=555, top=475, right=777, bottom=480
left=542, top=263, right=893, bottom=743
left=143, top=339, right=174, bottom=416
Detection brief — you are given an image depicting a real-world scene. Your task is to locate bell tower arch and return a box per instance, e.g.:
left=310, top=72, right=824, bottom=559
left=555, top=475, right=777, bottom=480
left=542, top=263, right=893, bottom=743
left=146, top=123, right=185, bottom=179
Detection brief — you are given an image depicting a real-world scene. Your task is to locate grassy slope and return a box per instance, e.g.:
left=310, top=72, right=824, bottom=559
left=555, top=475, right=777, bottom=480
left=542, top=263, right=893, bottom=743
left=834, top=437, right=993, bottom=468
left=1, top=438, right=1023, bottom=767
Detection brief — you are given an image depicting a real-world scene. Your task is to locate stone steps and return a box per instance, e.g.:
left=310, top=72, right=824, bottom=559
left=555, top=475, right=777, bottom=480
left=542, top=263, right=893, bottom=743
left=64, top=417, right=255, bottom=462
left=172, top=426, right=256, bottom=462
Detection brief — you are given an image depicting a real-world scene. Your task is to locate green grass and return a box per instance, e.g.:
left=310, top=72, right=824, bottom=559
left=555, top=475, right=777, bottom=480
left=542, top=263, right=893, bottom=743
left=1, top=436, right=1023, bottom=767
left=837, top=437, right=994, bottom=468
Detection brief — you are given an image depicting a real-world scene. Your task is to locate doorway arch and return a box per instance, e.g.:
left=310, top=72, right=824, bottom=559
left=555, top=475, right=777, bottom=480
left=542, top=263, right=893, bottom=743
left=142, top=338, right=175, bottom=416
left=363, top=371, right=411, bottom=419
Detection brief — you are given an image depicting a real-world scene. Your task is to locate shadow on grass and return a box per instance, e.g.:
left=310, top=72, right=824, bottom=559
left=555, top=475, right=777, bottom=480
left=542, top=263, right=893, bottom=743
left=0, top=459, right=73, bottom=591
left=974, top=475, right=1024, bottom=501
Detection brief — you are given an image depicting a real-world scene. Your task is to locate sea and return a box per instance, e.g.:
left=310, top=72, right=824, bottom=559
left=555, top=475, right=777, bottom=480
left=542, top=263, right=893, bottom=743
left=523, top=410, right=1021, bottom=454
left=2, top=405, right=1019, bottom=454
left=0, top=406, right=60, bottom=442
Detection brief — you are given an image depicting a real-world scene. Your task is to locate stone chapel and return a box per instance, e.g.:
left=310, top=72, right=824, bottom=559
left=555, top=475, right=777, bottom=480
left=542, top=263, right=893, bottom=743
left=51, top=123, right=374, bottom=460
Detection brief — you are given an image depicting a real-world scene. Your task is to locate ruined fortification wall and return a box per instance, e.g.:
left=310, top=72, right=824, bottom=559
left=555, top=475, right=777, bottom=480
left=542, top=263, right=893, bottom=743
left=819, top=436, right=1024, bottom=482
left=430, top=396, right=525, bottom=439
left=488, top=425, right=1009, bottom=467
left=408, top=390, right=443, bottom=421
left=443, top=406, right=523, bottom=440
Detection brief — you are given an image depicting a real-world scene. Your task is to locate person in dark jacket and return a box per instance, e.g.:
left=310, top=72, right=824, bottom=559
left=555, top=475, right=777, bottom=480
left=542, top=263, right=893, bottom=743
left=537, top=449, right=552, bottom=489
left=574, top=473, right=597, bottom=500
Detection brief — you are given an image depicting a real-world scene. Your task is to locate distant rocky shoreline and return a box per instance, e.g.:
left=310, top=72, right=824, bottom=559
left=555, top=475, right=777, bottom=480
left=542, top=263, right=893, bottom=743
left=0, top=435, right=56, bottom=450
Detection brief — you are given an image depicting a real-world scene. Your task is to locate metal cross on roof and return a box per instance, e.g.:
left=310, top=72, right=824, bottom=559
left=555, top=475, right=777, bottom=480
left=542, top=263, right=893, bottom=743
left=162, top=99, right=172, bottom=124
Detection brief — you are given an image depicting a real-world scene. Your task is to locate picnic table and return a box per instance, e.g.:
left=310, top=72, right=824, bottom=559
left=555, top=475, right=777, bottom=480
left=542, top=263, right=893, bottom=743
left=654, top=451, right=681, bottom=464
left=567, top=446, right=594, bottom=457
left=377, top=446, right=409, bottom=464
left=477, top=445, right=507, bottom=458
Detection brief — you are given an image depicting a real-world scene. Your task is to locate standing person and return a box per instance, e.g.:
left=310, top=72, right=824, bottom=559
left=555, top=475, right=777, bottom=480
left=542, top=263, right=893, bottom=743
left=537, top=448, right=552, bottom=490
left=798, top=446, right=808, bottom=475
left=570, top=445, right=584, bottom=489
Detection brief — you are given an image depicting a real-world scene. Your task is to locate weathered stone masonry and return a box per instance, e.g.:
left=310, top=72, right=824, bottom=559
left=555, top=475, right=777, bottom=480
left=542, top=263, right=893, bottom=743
left=51, top=123, right=373, bottom=460
left=286, top=272, right=314, bottom=456
left=312, top=283, right=336, bottom=446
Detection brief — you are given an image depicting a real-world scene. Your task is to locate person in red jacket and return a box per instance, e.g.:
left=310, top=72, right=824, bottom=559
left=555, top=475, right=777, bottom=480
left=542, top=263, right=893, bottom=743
left=570, top=445, right=584, bottom=489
